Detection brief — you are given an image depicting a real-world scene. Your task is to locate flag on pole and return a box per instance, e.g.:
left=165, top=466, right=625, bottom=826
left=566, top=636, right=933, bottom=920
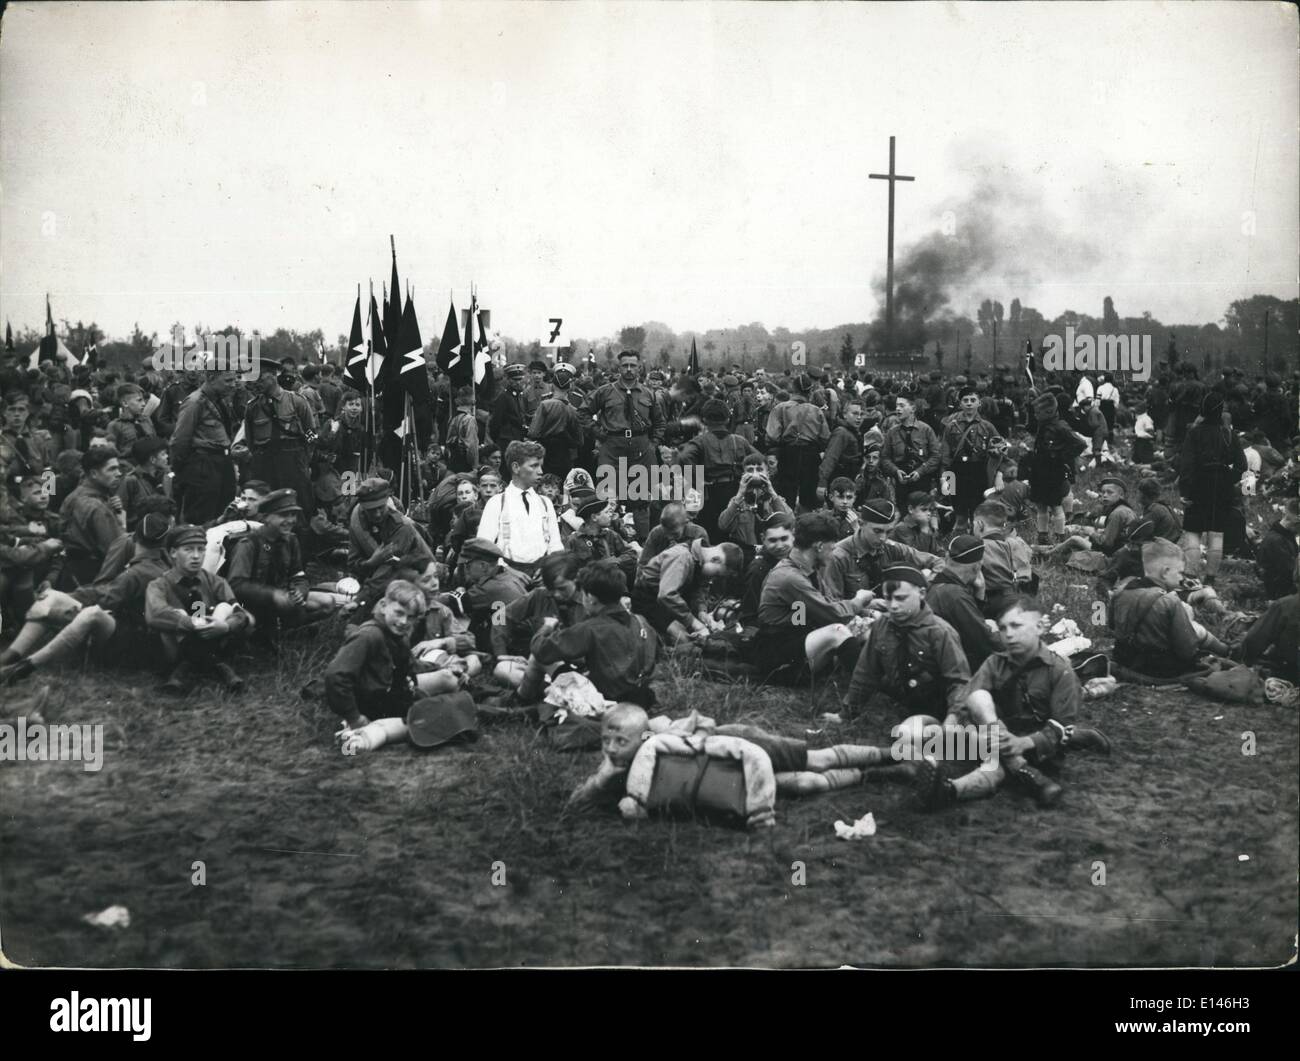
left=435, top=300, right=466, bottom=386
left=344, top=291, right=368, bottom=389
left=1023, top=339, right=1036, bottom=387
left=687, top=336, right=700, bottom=375
left=384, top=288, right=431, bottom=442
left=365, top=290, right=387, bottom=387
left=4, top=321, right=13, bottom=352
left=387, top=238, right=402, bottom=348
left=30, top=295, right=77, bottom=370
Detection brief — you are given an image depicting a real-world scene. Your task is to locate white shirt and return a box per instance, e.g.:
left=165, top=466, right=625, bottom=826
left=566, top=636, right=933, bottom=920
left=1134, top=413, right=1154, bottom=439
left=1075, top=376, right=1095, bottom=405
left=1096, top=381, right=1120, bottom=404
left=475, top=483, right=563, bottom=564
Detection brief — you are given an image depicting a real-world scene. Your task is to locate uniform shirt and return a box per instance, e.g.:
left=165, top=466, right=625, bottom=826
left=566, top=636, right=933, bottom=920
left=819, top=421, right=864, bottom=487
left=845, top=606, right=970, bottom=716
left=348, top=506, right=435, bottom=574
left=963, top=642, right=1080, bottom=760
left=565, top=526, right=638, bottom=587
left=118, top=467, right=167, bottom=532
left=529, top=604, right=659, bottom=702
left=227, top=526, right=309, bottom=605
left=891, top=517, right=941, bottom=556
left=1110, top=579, right=1201, bottom=673
left=489, top=585, right=583, bottom=658
left=586, top=380, right=664, bottom=441
left=1093, top=500, right=1136, bottom=554
left=0, top=428, right=45, bottom=478
left=171, top=385, right=234, bottom=465
left=924, top=570, right=1001, bottom=671
left=145, top=567, right=243, bottom=633
left=716, top=493, right=789, bottom=549
left=765, top=396, right=830, bottom=447
left=105, top=414, right=156, bottom=454
left=476, top=483, right=563, bottom=565
left=677, top=430, right=761, bottom=486
left=489, top=387, right=531, bottom=445
left=757, top=552, right=858, bottom=631
left=940, top=415, right=999, bottom=472
left=243, top=388, right=316, bottom=448
left=635, top=541, right=709, bottom=627
left=638, top=522, right=710, bottom=572
left=822, top=534, right=938, bottom=601
left=528, top=393, right=583, bottom=446
left=464, top=566, right=531, bottom=622
left=992, top=480, right=1032, bottom=523
left=1256, top=521, right=1299, bottom=600
left=59, top=480, right=126, bottom=559
left=325, top=619, right=413, bottom=721
left=738, top=553, right=778, bottom=629
left=96, top=549, right=170, bottom=623
left=978, top=531, right=1033, bottom=591
left=880, top=419, right=942, bottom=480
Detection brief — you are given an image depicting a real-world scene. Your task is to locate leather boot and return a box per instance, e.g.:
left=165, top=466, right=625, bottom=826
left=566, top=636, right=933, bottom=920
left=1006, top=763, right=1063, bottom=808
left=1065, top=724, right=1111, bottom=754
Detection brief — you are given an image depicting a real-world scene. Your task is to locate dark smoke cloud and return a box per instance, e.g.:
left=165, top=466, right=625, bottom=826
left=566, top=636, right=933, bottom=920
left=869, top=167, right=1103, bottom=352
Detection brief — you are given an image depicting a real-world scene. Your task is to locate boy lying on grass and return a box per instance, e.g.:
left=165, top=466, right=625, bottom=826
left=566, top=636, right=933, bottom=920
left=566, top=702, right=915, bottom=819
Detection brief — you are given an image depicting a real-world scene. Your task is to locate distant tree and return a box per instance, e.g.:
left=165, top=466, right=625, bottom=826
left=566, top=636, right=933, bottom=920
left=1102, top=296, right=1119, bottom=332
left=617, top=325, right=646, bottom=352
left=977, top=300, right=993, bottom=336
left=839, top=332, right=856, bottom=369
left=657, top=345, right=672, bottom=368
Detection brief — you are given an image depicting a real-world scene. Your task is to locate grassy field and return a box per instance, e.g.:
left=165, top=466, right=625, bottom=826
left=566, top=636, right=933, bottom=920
left=2, top=466, right=1296, bottom=968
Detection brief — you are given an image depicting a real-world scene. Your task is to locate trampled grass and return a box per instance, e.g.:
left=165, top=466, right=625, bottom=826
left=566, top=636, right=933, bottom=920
left=1, top=463, right=1296, bottom=968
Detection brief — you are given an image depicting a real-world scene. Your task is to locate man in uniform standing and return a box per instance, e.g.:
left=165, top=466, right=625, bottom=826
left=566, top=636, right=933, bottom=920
left=586, top=349, right=664, bottom=538
left=243, top=357, right=318, bottom=519
left=940, top=386, right=1000, bottom=533
left=171, top=368, right=238, bottom=524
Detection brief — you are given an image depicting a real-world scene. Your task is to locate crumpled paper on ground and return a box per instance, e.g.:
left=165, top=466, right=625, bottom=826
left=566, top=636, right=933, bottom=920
left=1050, top=618, right=1082, bottom=638
left=1047, top=635, right=1093, bottom=658
left=1083, top=675, right=1119, bottom=699
left=834, top=813, right=877, bottom=840
left=83, top=905, right=131, bottom=929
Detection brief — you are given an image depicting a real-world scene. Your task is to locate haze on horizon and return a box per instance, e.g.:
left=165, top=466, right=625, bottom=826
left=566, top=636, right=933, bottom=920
left=1, top=1, right=1296, bottom=346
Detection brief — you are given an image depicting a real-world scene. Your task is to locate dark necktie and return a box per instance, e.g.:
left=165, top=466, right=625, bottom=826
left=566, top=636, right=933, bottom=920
left=520, top=489, right=530, bottom=514
left=624, top=388, right=635, bottom=432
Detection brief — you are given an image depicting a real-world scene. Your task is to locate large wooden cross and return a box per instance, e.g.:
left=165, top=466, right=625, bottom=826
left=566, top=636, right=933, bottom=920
left=869, top=135, right=914, bottom=352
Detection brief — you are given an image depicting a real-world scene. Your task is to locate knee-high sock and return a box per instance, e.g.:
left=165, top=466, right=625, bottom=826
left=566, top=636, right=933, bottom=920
left=29, top=609, right=115, bottom=668
left=1036, top=509, right=1049, bottom=534
left=952, top=766, right=1003, bottom=801
left=786, top=768, right=861, bottom=793
left=1050, top=507, right=1066, bottom=536
left=1205, top=541, right=1224, bottom=578
left=8, top=620, right=51, bottom=659
left=824, top=744, right=889, bottom=769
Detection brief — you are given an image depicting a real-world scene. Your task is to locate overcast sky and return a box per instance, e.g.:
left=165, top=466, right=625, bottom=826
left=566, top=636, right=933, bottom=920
left=1, top=1, right=1296, bottom=346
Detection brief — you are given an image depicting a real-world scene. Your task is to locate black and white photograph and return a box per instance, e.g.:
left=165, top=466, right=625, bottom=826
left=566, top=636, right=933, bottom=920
left=0, top=0, right=1296, bottom=983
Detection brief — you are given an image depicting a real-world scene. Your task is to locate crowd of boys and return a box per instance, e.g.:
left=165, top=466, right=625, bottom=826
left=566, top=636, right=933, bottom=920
left=2, top=344, right=1296, bottom=820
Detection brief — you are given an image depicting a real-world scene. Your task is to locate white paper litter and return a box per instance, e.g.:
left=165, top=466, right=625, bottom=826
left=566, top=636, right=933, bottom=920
left=83, top=905, right=131, bottom=929
left=834, top=813, right=877, bottom=840
left=1047, top=635, right=1093, bottom=658
left=1049, top=618, right=1082, bottom=638
left=819, top=713, right=843, bottom=725
left=1238, top=854, right=1250, bottom=862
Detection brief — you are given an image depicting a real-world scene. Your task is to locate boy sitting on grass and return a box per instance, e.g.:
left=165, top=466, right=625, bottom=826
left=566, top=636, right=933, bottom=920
left=914, top=596, right=1111, bottom=811
left=567, top=702, right=913, bottom=811
left=1109, top=539, right=1231, bottom=678
left=973, top=500, right=1036, bottom=618
left=145, top=524, right=253, bottom=693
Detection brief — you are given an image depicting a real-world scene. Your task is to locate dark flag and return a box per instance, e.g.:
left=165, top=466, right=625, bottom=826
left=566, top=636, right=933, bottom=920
left=366, top=290, right=387, bottom=389
left=344, top=291, right=368, bottom=390
left=435, top=300, right=466, bottom=386
left=687, top=336, right=700, bottom=375
left=384, top=287, right=433, bottom=448
left=4, top=321, right=13, bottom=352
left=1024, top=339, right=1036, bottom=386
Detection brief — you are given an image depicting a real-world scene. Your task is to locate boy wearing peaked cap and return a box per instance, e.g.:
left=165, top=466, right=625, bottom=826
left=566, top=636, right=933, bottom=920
left=458, top=536, right=529, bottom=652
left=349, top=475, right=434, bottom=604
left=821, top=498, right=940, bottom=603
left=562, top=486, right=638, bottom=587
left=843, top=563, right=971, bottom=722
left=227, top=487, right=347, bottom=632
left=145, top=524, right=253, bottom=693
left=924, top=535, right=1001, bottom=672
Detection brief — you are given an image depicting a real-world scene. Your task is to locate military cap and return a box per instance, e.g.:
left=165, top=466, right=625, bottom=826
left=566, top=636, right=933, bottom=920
left=166, top=524, right=207, bottom=549
left=356, top=477, right=392, bottom=509
left=859, top=498, right=898, bottom=525
left=948, top=534, right=985, bottom=564
left=553, top=361, right=577, bottom=378
left=259, top=487, right=303, bottom=516
left=460, top=538, right=505, bottom=563
left=503, top=363, right=526, bottom=380
left=255, top=356, right=283, bottom=375
left=1098, top=476, right=1127, bottom=493
left=528, top=359, right=548, bottom=372
left=136, top=511, right=175, bottom=546
left=130, top=436, right=169, bottom=463
left=406, top=692, right=479, bottom=749
left=701, top=398, right=731, bottom=425
left=568, top=485, right=607, bottom=519
left=881, top=564, right=927, bottom=589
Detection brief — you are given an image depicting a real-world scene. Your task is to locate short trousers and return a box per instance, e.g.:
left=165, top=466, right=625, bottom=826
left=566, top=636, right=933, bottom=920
left=714, top=724, right=808, bottom=773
